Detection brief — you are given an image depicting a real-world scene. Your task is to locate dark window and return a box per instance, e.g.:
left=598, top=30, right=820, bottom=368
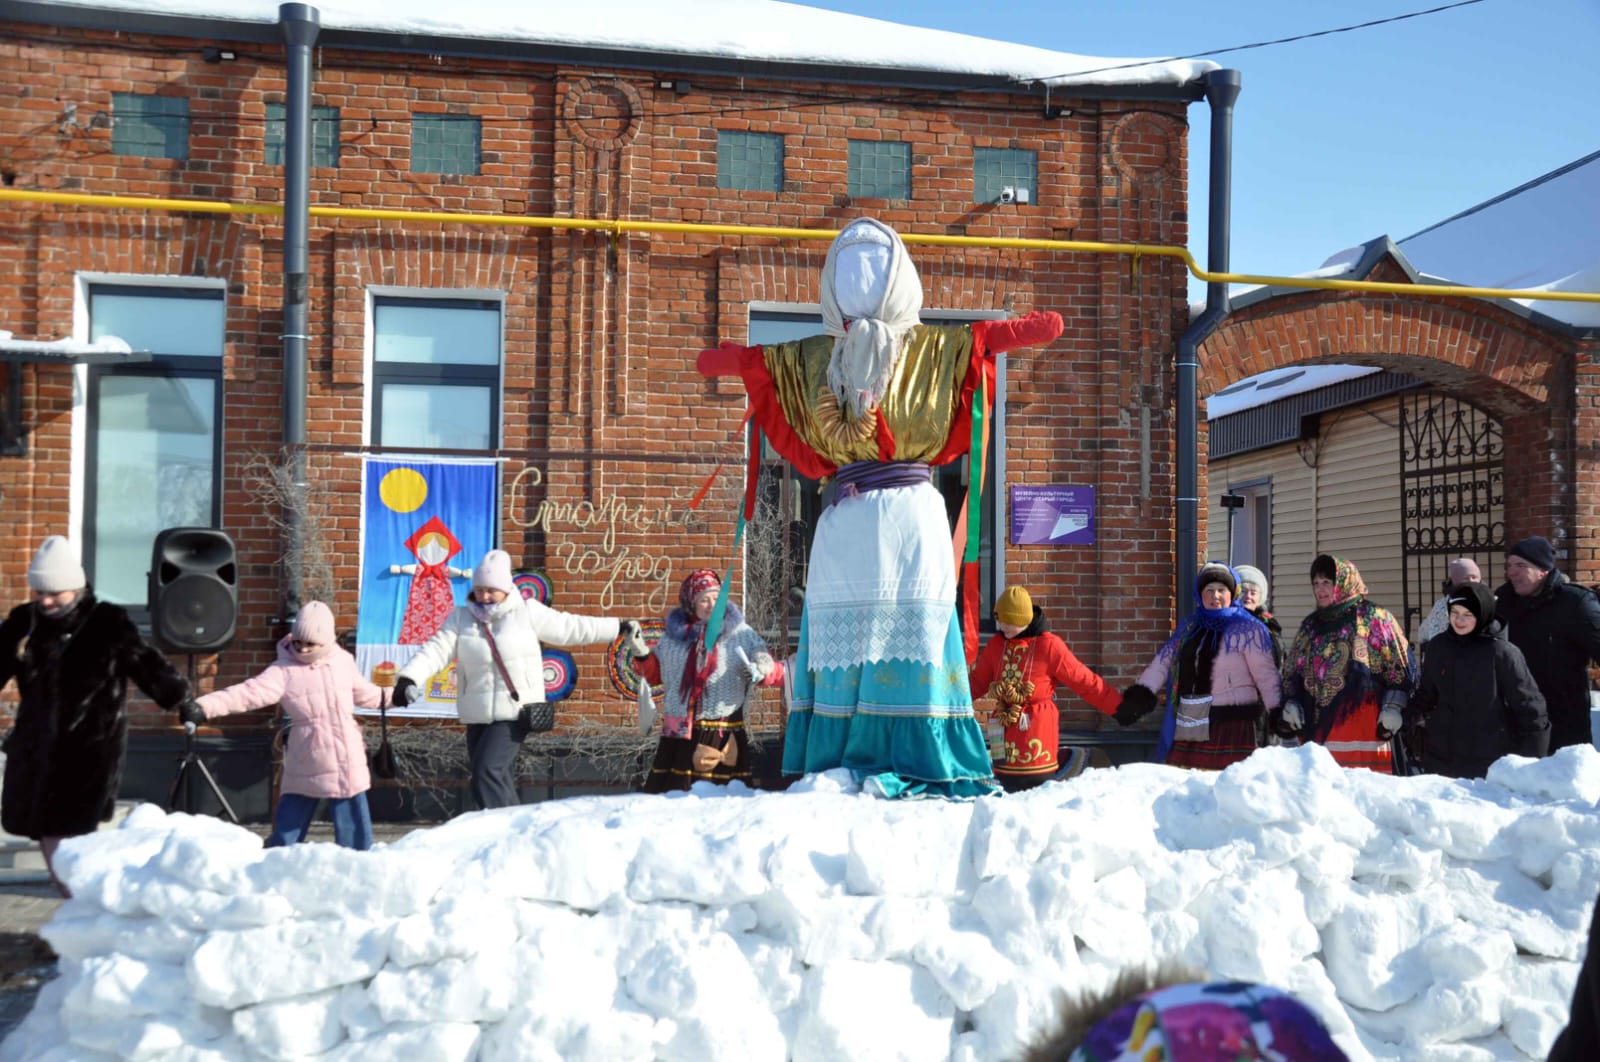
left=372, top=297, right=501, bottom=450
left=112, top=93, right=189, bottom=160
left=717, top=131, right=784, bottom=192
left=265, top=103, right=341, bottom=168
left=848, top=140, right=911, bottom=199
left=411, top=115, right=482, bottom=176
left=748, top=310, right=1002, bottom=630
left=973, top=147, right=1037, bottom=205
left=85, top=285, right=224, bottom=611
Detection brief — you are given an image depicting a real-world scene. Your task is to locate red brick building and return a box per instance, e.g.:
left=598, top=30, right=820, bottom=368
left=0, top=1, right=1221, bottom=803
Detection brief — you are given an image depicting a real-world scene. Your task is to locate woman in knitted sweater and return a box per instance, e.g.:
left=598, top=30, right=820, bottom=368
left=1120, top=562, right=1281, bottom=770
left=627, top=569, right=784, bottom=792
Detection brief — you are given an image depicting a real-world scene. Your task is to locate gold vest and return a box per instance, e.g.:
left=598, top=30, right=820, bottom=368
left=760, top=325, right=976, bottom=468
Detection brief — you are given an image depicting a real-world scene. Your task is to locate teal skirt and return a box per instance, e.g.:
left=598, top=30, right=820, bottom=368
left=782, top=609, right=998, bottom=799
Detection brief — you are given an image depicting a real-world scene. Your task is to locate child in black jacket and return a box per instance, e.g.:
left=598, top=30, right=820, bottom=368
left=1411, top=582, right=1549, bottom=778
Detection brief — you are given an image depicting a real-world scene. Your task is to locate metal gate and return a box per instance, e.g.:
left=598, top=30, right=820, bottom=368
left=1398, top=390, right=1506, bottom=641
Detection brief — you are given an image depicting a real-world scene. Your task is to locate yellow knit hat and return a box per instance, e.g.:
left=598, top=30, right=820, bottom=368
left=995, top=586, right=1033, bottom=626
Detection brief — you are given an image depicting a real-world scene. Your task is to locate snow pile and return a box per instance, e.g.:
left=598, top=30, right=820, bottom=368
left=5, top=743, right=1598, bottom=1061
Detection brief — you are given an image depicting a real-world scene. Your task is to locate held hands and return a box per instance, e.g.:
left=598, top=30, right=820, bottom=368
left=1115, top=684, right=1158, bottom=727
left=176, top=700, right=206, bottom=729
left=1377, top=705, right=1404, bottom=739
left=736, top=646, right=771, bottom=683
left=391, top=676, right=418, bottom=708
left=621, top=620, right=651, bottom=659
left=1280, top=700, right=1305, bottom=732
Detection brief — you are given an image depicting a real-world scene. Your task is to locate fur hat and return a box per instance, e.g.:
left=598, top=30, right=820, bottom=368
left=27, top=535, right=86, bottom=593
left=1196, top=562, right=1237, bottom=597
left=1508, top=536, right=1557, bottom=572
left=1233, top=564, right=1269, bottom=607
left=291, top=601, right=336, bottom=645
left=995, top=586, right=1033, bottom=627
left=472, top=549, right=515, bottom=594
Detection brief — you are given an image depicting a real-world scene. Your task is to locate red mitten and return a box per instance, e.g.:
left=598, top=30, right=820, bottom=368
left=981, top=311, right=1064, bottom=353
left=697, top=342, right=761, bottom=378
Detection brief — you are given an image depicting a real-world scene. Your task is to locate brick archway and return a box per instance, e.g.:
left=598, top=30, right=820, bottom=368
left=1200, top=284, right=1582, bottom=576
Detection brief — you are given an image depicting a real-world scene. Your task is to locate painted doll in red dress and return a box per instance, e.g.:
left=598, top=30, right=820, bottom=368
left=968, top=586, right=1122, bottom=791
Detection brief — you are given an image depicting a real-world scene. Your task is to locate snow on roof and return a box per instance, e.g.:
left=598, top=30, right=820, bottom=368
left=1205, top=363, right=1380, bottom=420
left=1398, top=150, right=1600, bottom=328
left=23, top=0, right=1216, bottom=89
left=9, top=745, right=1599, bottom=1058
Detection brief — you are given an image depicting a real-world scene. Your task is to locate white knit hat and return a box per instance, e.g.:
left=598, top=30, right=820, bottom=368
left=472, top=549, right=515, bottom=594
left=1234, top=564, right=1269, bottom=607
left=27, top=535, right=86, bottom=593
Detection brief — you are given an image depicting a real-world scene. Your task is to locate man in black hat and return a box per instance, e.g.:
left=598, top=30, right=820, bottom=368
left=1494, top=536, right=1600, bottom=752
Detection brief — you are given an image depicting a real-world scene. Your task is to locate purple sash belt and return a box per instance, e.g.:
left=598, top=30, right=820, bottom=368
left=831, top=461, right=931, bottom=506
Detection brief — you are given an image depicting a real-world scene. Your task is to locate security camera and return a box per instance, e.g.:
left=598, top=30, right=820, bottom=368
left=998, top=186, right=1016, bottom=204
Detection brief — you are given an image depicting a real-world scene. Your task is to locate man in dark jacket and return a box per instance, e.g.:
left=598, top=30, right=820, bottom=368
left=1494, top=536, right=1600, bottom=752
left=1411, top=582, right=1548, bottom=778
left=0, top=536, right=195, bottom=896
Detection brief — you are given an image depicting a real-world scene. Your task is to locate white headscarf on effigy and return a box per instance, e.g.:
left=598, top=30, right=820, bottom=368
left=819, top=218, right=923, bottom=420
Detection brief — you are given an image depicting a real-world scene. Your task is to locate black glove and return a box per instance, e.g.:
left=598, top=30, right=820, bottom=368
left=176, top=699, right=206, bottom=728
left=392, top=676, right=418, bottom=707
left=1115, top=684, right=1158, bottom=726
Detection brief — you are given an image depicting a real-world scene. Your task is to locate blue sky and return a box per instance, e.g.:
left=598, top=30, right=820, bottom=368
left=806, top=0, right=1598, bottom=302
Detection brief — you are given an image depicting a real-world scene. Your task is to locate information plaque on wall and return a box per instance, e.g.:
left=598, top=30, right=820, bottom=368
left=1009, top=485, right=1095, bottom=546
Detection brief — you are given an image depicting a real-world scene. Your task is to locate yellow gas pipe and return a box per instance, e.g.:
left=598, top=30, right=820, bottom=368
left=2, top=187, right=1597, bottom=307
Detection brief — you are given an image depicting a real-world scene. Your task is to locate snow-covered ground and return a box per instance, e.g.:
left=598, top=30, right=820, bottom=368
left=4, top=743, right=1597, bottom=1061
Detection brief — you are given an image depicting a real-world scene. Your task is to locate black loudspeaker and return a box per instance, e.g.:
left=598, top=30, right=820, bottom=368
left=148, top=527, right=238, bottom=653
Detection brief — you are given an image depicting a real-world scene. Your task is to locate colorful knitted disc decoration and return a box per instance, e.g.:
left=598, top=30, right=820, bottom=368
left=542, top=648, right=577, bottom=702
left=513, top=569, right=551, bottom=605
left=606, top=619, right=666, bottom=698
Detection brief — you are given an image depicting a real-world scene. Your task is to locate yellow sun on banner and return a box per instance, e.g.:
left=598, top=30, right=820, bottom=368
left=379, top=467, right=428, bottom=513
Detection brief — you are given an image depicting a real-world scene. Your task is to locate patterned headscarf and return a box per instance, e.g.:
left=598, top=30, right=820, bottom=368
left=678, top=568, right=721, bottom=614
left=1070, top=981, right=1347, bottom=1061
left=1311, top=554, right=1366, bottom=613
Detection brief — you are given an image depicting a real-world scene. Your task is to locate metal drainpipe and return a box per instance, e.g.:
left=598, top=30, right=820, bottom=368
left=1174, top=68, right=1241, bottom=625
left=279, top=3, right=319, bottom=616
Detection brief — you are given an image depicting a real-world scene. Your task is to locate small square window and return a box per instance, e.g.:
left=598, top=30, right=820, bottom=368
left=265, top=104, right=341, bottom=168
left=974, top=147, right=1037, bottom=205
left=411, top=114, right=482, bottom=176
left=717, top=131, right=784, bottom=192
left=112, top=93, right=189, bottom=160
left=847, top=140, right=911, bottom=200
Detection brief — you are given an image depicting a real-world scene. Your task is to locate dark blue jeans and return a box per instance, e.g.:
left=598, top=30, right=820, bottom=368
left=267, top=792, right=373, bottom=850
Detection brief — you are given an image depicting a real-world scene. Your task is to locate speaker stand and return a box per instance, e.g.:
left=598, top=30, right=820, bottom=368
left=167, top=656, right=240, bottom=824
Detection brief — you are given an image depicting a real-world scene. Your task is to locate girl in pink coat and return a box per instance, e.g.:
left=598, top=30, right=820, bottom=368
left=194, top=602, right=382, bottom=849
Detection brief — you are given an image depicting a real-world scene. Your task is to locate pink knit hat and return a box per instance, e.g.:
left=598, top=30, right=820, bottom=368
left=291, top=601, right=335, bottom=645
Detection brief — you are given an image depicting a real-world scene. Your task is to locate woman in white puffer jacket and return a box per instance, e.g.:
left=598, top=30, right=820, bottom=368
left=392, top=549, right=633, bottom=811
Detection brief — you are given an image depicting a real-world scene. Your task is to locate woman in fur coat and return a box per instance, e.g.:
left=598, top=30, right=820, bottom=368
left=0, top=537, right=192, bottom=896
left=627, top=568, right=783, bottom=792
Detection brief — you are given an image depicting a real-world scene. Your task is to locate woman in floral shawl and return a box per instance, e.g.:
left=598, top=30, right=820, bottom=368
left=1279, top=554, right=1416, bottom=773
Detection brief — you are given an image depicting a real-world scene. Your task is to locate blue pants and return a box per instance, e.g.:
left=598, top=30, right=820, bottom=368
left=267, top=792, right=373, bottom=851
